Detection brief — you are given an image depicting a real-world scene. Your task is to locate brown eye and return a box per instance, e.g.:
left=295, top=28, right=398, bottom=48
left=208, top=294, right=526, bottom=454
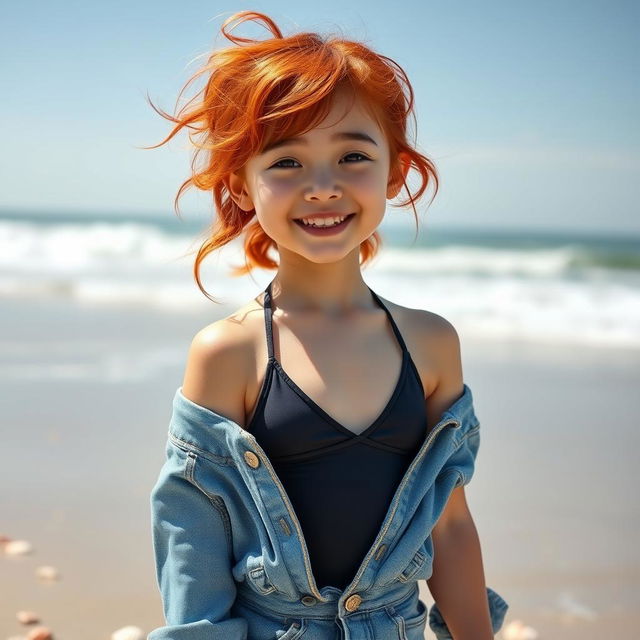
left=270, top=158, right=300, bottom=169
left=341, top=152, right=370, bottom=163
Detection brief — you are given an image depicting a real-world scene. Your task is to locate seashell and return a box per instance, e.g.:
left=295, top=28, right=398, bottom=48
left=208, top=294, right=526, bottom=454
left=0, top=534, right=12, bottom=545
left=35, top=566, right=60, bottom=581
left=503, top=620, right=539, bottom=640
left=25, top=627, right=53, bottom=640
left=4, top=540, right=33, bottom=556
left=17, top=610, right=40, bottom=624
left=110, top=626, right=145, bottom=640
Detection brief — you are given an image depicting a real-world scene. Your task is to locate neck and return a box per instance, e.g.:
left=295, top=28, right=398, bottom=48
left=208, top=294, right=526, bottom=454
left=268, top=259, right=375, bottom=317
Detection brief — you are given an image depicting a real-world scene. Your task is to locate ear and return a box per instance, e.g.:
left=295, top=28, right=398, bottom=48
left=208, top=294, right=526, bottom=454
left=386, top=152, right=411, bottom=199
left=227, top=169, right=255, bottom=212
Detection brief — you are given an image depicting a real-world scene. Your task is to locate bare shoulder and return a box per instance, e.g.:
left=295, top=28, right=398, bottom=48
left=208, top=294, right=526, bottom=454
left=181, top=301, right=260, bottom=428
left=400, top=303, right=459, bottom=344
left=378, top=295, right=464, bottom=414
left=380, top=297, right=470, bottom=527
left=378, top=296, right=461, bottom=371
left=410, top=307, right=462, bottom=371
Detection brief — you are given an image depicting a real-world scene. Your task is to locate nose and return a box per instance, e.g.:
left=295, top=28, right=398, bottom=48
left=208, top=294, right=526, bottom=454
left=303, top=169, right=342, bottom=202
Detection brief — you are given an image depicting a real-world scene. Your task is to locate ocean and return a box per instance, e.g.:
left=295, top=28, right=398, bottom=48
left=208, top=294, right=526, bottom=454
left=1, top=207, right=639, bottom=349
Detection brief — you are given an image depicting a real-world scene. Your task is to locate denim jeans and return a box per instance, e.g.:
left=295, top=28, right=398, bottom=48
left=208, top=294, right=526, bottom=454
left=148, top=383, right=508, bottom=639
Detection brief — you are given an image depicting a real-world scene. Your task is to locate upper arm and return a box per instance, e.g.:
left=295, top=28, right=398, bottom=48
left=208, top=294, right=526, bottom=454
left=417, top=310, right=464, bottom=433
left=181, top=320, right=253, bottom=428
left=417, top=311, right=472, bottom=528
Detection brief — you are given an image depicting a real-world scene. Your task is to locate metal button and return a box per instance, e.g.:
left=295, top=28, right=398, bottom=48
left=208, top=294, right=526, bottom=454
left=301, top=595, right=317, bottom=606
left=345, top=594, right=362, bottom=612
left=243, top=451, right=260, bottom=468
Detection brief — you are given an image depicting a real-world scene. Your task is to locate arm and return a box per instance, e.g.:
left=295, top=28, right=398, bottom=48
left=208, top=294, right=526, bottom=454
left=427, top=509, right=494, bottom=640
left=148, top=439, right=248, bottom=639
left=420, top=314, right=503, bottom=639
left=148, top=324, right=252, bottom=639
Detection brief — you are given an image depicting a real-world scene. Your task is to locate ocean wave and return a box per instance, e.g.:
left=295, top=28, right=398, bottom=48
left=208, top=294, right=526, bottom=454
left=1, top=217, right=639, bottom=348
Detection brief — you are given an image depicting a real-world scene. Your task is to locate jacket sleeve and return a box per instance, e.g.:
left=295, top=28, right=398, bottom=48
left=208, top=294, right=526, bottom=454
left=451, top=425, right=480, bottom=487
left=437, top=421, right=481, bottom=488
left=428, top=586, right=509, bottom=639
left=148, top=439, right=248, bottom=640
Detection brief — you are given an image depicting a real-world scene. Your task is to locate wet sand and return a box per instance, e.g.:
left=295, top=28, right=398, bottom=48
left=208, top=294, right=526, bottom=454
left=1, top=297, right=638, bottom=639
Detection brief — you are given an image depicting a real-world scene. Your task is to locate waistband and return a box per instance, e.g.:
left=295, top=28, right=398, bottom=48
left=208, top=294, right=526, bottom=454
left=236, top=580, right=418, bottom=620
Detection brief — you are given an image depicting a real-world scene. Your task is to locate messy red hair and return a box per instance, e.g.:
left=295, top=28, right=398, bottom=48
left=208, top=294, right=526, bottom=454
left=145, top=11, right=439, bottom=303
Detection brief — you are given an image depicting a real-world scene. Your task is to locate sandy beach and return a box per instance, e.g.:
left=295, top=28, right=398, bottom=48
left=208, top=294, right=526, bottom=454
left=2, top=0, right=637, bottom=634
left=1, top=296, right=639, bottom=639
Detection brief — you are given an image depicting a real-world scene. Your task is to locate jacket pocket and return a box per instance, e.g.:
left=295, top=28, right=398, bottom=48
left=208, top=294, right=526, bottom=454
left=396, top=549, right=428, bottom=583
left=245, top=554, right=279, bottom=596
left=275, top=619, right=307, bottom=639
left=379, top=546, right=432, bottom=587
left=385, top=597, right=428, bottom=640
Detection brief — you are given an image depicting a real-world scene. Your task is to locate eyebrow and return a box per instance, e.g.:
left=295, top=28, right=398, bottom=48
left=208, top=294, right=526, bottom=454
left=261, top=131, right=378, bottom=155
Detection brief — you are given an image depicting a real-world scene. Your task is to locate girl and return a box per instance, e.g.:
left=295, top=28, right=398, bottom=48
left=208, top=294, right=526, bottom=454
left=147, top=11, right=508, bottom=640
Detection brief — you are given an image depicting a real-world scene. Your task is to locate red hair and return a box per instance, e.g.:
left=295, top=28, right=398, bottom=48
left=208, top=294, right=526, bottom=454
left=145, top=11, right=439, bottom=303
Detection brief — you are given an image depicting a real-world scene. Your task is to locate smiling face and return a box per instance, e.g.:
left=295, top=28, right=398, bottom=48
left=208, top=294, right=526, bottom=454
left=228, top=87, right=406, bottom=266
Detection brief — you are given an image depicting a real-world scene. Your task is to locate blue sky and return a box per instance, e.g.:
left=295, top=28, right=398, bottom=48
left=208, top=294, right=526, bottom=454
left=1, top=0, right=638, bottom=235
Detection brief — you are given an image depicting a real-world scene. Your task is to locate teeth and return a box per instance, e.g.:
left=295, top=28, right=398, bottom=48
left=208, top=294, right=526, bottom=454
left=300, top=215, right=347, bottom=227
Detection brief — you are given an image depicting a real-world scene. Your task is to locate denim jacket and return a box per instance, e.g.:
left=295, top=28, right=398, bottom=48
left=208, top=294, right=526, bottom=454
left=148, top=383, right=509, bottom=639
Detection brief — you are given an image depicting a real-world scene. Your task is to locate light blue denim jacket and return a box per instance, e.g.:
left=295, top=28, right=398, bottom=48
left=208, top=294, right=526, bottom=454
left=148, top=383, right=508, bottom=639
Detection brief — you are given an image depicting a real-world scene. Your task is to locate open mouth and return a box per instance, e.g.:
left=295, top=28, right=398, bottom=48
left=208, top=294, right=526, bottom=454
left=294, top=214, right=355, bottom=234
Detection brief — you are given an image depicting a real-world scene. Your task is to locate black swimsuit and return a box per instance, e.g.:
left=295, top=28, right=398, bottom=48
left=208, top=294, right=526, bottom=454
left=246, top=280, right=428, bottom=591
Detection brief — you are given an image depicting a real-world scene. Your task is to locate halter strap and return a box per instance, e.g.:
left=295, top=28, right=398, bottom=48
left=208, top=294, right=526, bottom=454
left=262, top=280, right=407, bottom=362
